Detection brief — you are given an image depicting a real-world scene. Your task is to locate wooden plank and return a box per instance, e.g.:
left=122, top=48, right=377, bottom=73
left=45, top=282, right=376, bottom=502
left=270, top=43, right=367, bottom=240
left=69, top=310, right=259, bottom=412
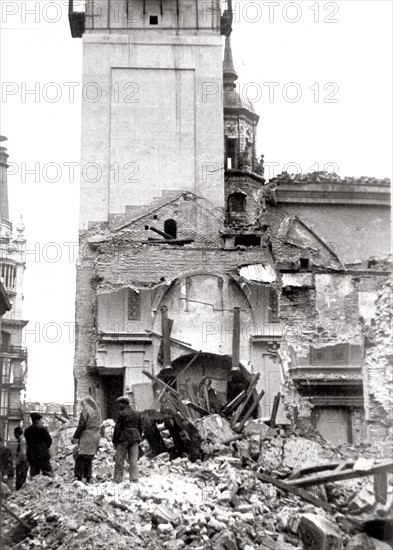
left=288, top=461, right=353, bottom=481
left=142, top=369, right=179, bottom=397
left=1, top=502, right=32, bottom=531
left=374, top=470, right=388, bottom=504
left=232, top=306, right=240, bottom=370
left=257, top=473, right=332, bottom=512
left=334, top=463, right=349, bottom=473
left=222, top=390, right=247, bottom=415
left=157, top=386, right=167, bottom=402
left=268, top=392, right=281, bottom=429
left=185, top=380, right=199, bottom=419
left=182, top=399, right=210, bottom=416
left=287, top=460, right=393, bottom=487
left=176, top=351, right=202, bottom=380
left=231, top=373, right=261, bottom=428
left=235, top=389, right=265, bottom=433
left=203, top=385, right=211, bottom=413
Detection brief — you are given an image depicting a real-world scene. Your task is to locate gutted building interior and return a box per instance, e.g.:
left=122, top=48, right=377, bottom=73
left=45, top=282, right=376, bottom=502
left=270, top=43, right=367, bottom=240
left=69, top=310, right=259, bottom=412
left=71, top=0, right=392, bottom=447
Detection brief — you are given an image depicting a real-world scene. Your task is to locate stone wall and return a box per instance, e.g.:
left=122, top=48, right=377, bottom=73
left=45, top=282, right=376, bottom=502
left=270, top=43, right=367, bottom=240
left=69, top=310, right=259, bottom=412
left=363, top=279, right=393, bottom=446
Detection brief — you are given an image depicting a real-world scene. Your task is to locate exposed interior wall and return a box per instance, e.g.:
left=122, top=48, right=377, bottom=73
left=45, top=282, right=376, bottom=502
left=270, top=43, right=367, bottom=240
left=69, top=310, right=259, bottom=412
left=279, top=203, right=391, bottom=265
left=278, top=271, right=389, bottom=443
left=363, top=279, right=393, bottom=448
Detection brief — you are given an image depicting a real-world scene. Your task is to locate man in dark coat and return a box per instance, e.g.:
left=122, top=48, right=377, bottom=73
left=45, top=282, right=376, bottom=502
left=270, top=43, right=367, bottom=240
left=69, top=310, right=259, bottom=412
left=113, top=396, right=142, bottom=483
left=24, top=413, right=54, bottom=477
left=14, top=427, right=28, bottom=490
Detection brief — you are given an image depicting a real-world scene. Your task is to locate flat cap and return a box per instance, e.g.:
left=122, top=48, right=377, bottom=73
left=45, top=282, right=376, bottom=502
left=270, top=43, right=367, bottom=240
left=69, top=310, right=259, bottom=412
left=116, top=396, right=130, bottom=405
left=30, top=412, right=43, bottom=421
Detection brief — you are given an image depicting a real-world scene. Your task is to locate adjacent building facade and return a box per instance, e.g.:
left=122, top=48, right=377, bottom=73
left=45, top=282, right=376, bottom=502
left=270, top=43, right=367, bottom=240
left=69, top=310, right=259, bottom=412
left=0, top=136, right=28, bottom=442
left=70, top=0, right=391, bottom=446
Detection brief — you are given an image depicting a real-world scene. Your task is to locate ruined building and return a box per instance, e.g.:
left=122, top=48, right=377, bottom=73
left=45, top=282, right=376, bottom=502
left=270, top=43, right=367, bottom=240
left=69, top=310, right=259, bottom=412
left=70, top=0, right=391, bottom=447
left=0, top=136, right=28, bottom=442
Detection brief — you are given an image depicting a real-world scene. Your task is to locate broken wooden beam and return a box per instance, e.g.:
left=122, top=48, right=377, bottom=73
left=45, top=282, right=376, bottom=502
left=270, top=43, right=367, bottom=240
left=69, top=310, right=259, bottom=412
left=231, top=372, right=261, bottom=428
left=374, top=470, right=388, bottom=504
left=268, top=392, right=281, bottom=428
left=146, top=330, right=193, bottom=349
left=232, top=306, right=240, bottom=370
left=175, top=351, right=202, bottom=380
left=222, top=390, right=247, bottom=415
left=235, top=388, right=265, bottom=433
left=142, top=368, right=180, bottom=397
left=286, top=460, right=393, bottom=487
left=145, top=225, right=175, bottom=240
left=182, top=399, right=210, bottom=416
left=288, top=461, right=354, bottom=481
left=257, top=473, right=333, bottom=512
left=160, top=306, right=172, bottom=369
left=1, top=502, right=32, bottom=531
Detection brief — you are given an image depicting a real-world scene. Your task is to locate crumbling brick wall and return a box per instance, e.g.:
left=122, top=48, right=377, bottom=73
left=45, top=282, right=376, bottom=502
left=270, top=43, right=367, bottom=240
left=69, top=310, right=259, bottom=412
left=363, top=279, right=393, bottom=445
left=278, top=274, right=367, bottom=440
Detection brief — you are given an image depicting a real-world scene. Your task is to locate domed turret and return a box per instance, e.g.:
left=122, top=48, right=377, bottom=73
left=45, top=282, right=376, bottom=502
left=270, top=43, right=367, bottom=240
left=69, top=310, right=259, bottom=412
left=223, top=37, right=259, bottom=172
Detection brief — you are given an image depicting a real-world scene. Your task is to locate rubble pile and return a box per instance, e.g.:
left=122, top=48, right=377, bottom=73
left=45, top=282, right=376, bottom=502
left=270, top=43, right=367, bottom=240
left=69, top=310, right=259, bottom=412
left=2, top=419, right=392, bottom=550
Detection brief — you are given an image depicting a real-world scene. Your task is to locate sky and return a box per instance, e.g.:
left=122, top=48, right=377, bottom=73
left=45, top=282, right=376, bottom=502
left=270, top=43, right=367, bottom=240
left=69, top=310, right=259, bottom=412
left=0, top=0, right=392, bottom=403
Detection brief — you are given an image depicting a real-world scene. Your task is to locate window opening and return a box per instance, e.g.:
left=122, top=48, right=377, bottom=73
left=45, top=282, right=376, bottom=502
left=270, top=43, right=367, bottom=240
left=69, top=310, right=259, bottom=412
left=164, top=219, right=177, bottom=239
left=234, top=235, right=261, bottom=247
left=226, top=137, right=238, bottom=169
left=300, top=257, right=310, bottom=270
left=228, top=192, right=246, bottom=213
left=128, top=289, right=140, bottom=320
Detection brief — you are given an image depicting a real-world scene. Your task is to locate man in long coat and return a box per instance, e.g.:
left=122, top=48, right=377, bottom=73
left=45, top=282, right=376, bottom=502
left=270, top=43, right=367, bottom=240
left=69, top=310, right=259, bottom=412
left=113, top=396, right=142, bottom=483
left=24, top=413, right=53, bottom=477
left=72, top=396, right=101, bottom=482
left=14, top=426, right=28, bottom=490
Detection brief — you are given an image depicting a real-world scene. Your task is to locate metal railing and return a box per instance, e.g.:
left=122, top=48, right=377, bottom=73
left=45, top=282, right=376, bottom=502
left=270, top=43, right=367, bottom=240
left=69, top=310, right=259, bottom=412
left=0, top=345, right=28, bottom=358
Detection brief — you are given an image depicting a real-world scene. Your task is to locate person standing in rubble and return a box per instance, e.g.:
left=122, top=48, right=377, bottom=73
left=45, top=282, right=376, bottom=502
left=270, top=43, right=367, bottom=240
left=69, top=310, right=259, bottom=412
left=14, top=427, right=28, bottom=490
left=72, top=396, right=101, bottom=483
left=112, top=396, right=143, bottom=483
left=0, top=436, right=14, bottom=488
left=24, top=413, right=54, bottom=477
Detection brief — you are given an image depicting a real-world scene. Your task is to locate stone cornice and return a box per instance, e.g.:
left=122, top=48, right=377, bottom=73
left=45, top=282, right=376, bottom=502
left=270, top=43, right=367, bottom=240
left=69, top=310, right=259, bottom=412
left=276, top=183, right=390, bottom=206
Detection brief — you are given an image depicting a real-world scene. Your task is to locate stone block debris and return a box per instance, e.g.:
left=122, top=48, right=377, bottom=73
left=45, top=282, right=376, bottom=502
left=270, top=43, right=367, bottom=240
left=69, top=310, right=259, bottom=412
left=1, top=418, right=392, bottom=550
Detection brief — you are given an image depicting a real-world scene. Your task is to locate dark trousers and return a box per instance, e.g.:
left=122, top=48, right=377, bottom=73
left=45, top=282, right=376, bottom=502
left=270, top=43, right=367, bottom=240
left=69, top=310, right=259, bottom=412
left=114, top=442, right=139, bottom=483
left=29, top=458, right=54, bottom=478
left=15, top=461, right=28, bottom=490
left=75, top=454, right=93, bottom=481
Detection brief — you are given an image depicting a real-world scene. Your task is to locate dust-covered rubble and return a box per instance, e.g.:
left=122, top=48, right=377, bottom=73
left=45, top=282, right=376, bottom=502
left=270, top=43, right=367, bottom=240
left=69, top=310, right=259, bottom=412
left=1, top=419, right=392, bottom=550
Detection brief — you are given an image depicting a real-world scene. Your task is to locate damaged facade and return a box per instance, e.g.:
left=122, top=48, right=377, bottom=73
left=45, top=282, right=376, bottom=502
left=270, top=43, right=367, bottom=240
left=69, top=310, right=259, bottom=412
left=0, top=136, right=28, bottom=442
left=71, top=0, right=391, bottom=447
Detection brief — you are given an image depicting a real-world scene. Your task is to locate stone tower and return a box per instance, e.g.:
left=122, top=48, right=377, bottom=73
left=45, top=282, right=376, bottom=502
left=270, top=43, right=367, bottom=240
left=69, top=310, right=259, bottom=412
left=70, top=0, right=225, bottom=229
left=223, top=35, right=260, bottom=173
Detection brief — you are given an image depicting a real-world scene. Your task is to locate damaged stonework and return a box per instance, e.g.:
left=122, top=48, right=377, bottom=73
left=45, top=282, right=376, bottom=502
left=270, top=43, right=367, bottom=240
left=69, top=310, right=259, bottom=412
left=74, top=177, right=391, bottom=448
left=74, top=179, right=391, bottom=450
left=74, top=189, right=286, bottom=419
left=277, top=266, right=391, bottom=446
left=71, top=0, right=392, bottom=455
left=363, top=279, right=393, bottom=447
left=272, top=171, right=391, bottom=265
